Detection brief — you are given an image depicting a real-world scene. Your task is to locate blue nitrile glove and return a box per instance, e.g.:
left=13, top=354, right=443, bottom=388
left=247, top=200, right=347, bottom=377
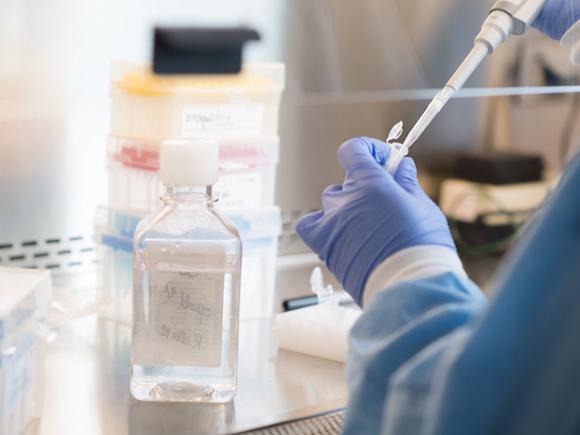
left=533, top=0, right=580, bottom=40
left=296, top=137, right=455, bottom=306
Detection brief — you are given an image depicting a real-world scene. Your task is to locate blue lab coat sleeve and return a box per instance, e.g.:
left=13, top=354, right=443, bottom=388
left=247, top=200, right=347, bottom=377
left=425, top=155, right=580, bottom=435
left=343, top=272, right=487, bottom=435
left=343, top=156, right=580, bottom=435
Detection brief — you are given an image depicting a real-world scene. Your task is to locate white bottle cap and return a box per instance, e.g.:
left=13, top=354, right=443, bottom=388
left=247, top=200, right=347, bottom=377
left=160, top=139, right=219, bottom=186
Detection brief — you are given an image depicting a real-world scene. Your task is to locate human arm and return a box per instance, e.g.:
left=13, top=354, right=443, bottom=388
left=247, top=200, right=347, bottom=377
left=420, top=155, right=580, bottom=435
left=344, top=273, right=486, bottom=435
left=295, top=138, right=488, bottom=433
left=345, top=156, right=580, bottom=435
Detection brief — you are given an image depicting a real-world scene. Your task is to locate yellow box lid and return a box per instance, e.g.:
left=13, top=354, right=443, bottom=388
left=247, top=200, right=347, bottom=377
left=111, top=62, right=285, bottom=97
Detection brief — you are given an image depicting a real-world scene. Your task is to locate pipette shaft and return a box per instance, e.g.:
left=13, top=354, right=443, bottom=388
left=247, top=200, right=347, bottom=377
left=402, top=42, right=489, bottom=149
left=401, top=9, right=516, bottom=150
left=385, top=0, right=547, bottom=175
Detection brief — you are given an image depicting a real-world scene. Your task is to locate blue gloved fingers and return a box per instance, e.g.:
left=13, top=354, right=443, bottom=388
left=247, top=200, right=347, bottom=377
left=296, top=210, right=324, bottom=233
left=337, top=137, right=392, bottom=179
left=295, top=210, right=325, bottom=254
left=533, top=0, right=580, bottom=40
left=394, top=157, right=422, bottom=194
left=321, top=184, right=344, bottom=210
left=297, top=134, right=457, bottom=305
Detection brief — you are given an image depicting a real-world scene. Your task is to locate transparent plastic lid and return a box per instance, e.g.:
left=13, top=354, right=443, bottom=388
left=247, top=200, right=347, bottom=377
left=0, top=267, right=51, bottom=341
left=94, top=205, right=282, bottom=253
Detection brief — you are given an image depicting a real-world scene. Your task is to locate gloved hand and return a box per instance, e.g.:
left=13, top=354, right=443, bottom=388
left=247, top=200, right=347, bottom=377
left=533, top=0, right=580, bottom=40
left=296, top=137, right=455, bottom=306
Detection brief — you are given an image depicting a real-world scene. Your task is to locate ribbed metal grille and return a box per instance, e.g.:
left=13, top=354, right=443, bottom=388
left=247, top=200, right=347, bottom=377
left=240, top=410, right=344, bottom=435
left=0, top=234, right=96, bottom=271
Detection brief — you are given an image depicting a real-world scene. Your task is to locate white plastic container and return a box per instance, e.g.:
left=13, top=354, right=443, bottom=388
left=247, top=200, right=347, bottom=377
left=107, top=157, right=277, bottom=212
left=109, top=63, right=285, bottom=144
left=95, top=207, right=280, bottom=324
left=0, top=267, right=51, bottom=435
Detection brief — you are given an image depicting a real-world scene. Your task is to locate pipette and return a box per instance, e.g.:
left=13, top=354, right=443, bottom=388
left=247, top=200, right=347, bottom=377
left=386, top=0, right=547, bottom=175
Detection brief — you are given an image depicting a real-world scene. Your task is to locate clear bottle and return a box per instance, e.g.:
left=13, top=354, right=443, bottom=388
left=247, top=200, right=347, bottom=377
left=130, top=139, right=242, bottom=403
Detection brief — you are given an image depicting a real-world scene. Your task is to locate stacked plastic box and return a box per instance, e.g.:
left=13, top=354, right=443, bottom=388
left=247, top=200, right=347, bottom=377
left=96, top=206, right=281, bottom=323
left=97, top=62, right=285, bottom=322
left=0, top=267, right=51, bottom=435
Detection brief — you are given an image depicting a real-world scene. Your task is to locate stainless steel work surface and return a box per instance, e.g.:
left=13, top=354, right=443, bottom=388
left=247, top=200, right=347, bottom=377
left=38, top=315, right=348, bottom=435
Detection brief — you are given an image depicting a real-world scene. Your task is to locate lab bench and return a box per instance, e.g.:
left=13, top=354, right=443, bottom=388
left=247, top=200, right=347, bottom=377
left=35, top=315, right=347, bottom=435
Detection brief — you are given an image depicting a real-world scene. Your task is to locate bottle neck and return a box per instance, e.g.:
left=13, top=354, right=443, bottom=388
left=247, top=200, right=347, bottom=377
left=162, top=185, right=214, bottom=204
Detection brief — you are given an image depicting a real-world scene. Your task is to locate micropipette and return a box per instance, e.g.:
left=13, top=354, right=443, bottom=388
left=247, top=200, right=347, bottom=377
left=386, top=0, right=547, bottom=175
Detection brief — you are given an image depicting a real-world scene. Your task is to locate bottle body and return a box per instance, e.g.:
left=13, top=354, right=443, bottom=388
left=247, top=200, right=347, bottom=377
left=130, top=186, right=242, bottom=403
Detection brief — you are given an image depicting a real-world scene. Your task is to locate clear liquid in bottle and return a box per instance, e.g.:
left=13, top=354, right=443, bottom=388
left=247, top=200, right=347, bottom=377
left=130, top=140, right=242, bottom=403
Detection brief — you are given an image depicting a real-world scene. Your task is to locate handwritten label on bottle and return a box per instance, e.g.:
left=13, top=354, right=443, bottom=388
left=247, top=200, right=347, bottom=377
left=133, top=270, right=224, bottom=368
left=181, top=103, right=264, bottom=139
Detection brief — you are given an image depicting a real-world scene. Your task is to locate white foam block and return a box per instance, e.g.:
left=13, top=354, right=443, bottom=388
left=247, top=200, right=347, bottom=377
left=275, top=304, right=361, bottom=363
